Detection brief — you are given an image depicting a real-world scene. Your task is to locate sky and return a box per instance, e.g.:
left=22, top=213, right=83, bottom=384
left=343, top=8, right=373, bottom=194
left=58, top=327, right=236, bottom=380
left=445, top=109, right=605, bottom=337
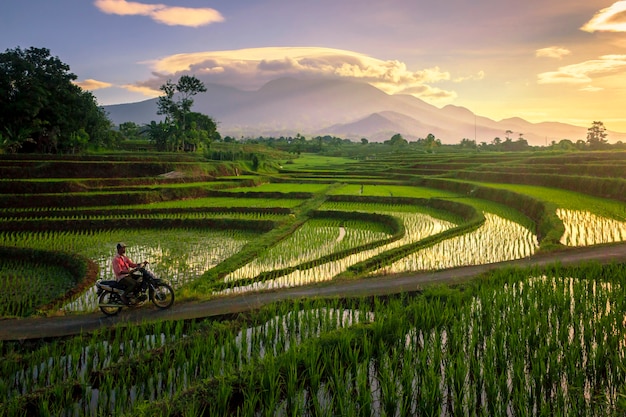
left=2, top=0, right=626, bottom=132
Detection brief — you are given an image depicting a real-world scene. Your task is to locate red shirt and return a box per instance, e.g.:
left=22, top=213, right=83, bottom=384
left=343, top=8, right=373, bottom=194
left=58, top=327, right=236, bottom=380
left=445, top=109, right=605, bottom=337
left=112, top=254, right=137, bottom=280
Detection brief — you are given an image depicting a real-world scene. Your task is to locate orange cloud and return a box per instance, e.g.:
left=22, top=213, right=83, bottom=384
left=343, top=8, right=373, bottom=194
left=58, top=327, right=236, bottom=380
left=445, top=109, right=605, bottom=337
left=94, top=0, right=224, bottom=27
left=74, top=79, right=112, bottom=90
left=581, top=1, right=626, bottom=32
left=143, top=47, right=459, bottom=102
left=536, top=46, right=571, bottom=59
left=537, top=55, right=626, bottom=84
left=122, top=84, right=162, bottom=97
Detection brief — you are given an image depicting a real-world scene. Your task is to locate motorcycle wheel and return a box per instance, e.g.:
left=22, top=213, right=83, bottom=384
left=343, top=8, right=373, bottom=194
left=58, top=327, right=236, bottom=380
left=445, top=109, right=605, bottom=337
left=99, top=291, right=123, bottom=316
left=151, top=283, right=175, bottom=309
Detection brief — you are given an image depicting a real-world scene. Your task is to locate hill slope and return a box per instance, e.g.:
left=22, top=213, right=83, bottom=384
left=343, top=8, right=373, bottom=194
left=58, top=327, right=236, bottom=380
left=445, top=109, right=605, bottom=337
left=103, top=77, right=626, bottom=145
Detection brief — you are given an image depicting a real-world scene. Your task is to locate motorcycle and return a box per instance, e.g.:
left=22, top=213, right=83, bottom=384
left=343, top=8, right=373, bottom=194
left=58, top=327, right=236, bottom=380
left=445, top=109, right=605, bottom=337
left=95, top=262, right=175, bottom=316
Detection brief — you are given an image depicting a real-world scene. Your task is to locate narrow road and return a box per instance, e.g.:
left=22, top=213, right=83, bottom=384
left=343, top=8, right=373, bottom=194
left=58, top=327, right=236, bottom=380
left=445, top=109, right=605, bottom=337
left=2, top=243, right=625, bottom=341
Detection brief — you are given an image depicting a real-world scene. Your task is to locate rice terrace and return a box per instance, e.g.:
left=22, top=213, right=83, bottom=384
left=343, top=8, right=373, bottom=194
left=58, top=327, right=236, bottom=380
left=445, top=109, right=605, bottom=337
left=3, top=146, right=626, bottom=416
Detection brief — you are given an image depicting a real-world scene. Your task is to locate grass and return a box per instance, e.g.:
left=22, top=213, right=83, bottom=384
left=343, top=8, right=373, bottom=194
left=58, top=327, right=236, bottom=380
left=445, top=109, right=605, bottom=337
left=5, top=263, right=626, bottom=416
left=127, top=197, right=305, bottom=209
left=329, top=184, right=461, bottom=198
left=3, top=150, right=626, bottom=415
left=280, top=154, right=357, bottom=170
left=466, top=181, right=626, bottom=221
left=228, top=183, right=330, bottom=193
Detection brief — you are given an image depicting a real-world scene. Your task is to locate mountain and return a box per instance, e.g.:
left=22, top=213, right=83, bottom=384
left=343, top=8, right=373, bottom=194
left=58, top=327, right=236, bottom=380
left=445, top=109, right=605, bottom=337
left=103, top=77, right=626, bottom=146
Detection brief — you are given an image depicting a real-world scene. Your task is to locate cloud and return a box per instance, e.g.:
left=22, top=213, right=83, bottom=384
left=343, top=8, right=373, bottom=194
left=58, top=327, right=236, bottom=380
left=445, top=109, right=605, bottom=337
left=136, top=47, right=459, bottom=102
left=536, top=46, right=571, bottom=59
left=122, top=84, right=162, bottom=97
left=94, top=0, right=224, bottom=27
left=537, top=55, right=626, bottom=84
left=453, top=71, right=485, bottom=83
left=74, top=79, right=113, bottom=90
left=581, top=1, right=626, bottom=32
left=579, top=85, right=604, bottom=92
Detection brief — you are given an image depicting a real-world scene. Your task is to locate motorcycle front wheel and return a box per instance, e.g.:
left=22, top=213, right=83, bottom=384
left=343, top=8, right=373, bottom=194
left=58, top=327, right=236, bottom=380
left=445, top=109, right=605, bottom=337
left=151, top=283, right=175, bottom=309
left=98, top=291, right=123, bottom=316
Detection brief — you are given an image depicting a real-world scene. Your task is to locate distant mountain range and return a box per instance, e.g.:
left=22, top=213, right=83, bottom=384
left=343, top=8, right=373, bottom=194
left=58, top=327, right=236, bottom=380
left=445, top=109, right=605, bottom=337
left=103, top=77, right=626, bottom=146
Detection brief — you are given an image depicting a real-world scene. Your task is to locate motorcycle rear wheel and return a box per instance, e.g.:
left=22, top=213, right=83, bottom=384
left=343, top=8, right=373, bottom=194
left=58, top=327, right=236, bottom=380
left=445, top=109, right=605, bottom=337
left=99, top=291, right=123, bottom=316
left=151, top=283, right=175, bottom=309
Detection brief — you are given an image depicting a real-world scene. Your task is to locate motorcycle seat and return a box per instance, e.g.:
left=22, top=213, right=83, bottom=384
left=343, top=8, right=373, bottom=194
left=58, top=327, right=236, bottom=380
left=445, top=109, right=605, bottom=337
left=96, top=280, right=124, bottom=292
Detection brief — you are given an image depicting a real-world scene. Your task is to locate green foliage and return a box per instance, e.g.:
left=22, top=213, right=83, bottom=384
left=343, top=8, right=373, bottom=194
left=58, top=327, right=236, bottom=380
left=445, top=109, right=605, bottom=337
left=0, top=247, right=90, bottom=316
left=587, top=121, right=608, bottom=149
left=4, top=150, right=626, bottom=415
left=384, top=133, right=408, bottom=146
left=0, top=46, right=112, bottom=153
left=154, top=75, right=212, bottom=152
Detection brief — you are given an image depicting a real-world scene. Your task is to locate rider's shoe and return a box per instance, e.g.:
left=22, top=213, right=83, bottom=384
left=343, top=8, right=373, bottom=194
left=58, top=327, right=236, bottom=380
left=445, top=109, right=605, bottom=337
left=119, top=292, right=130, bottom=305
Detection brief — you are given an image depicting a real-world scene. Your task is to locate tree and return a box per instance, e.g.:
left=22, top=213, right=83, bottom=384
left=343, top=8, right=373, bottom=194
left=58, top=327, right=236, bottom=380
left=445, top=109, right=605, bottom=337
left=422, top=133, right=441, bottom=152
left=156, top=75, right=208, bottom=151
left=186, top=112, right=219, bottom=149
left=0, top=46, right=110, bottom=153
left=145, top=121, right=172, bottom=151
left=385, top=133, right=408, bottom=146
left=459, top=138, right=477, bottom=149
left=119, top=122, right=142, bottom=141
left=586, top=121, right=608, bottom=149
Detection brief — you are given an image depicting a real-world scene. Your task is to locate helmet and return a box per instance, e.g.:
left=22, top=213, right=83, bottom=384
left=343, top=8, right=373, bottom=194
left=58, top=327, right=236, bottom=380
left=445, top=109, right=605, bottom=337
left=116, top=242, right=126, bottom=250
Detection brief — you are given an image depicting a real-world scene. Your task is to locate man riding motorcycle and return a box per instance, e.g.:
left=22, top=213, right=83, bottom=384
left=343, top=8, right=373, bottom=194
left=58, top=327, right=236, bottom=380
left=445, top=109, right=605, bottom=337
left=111, top=242, right=148, bottom=304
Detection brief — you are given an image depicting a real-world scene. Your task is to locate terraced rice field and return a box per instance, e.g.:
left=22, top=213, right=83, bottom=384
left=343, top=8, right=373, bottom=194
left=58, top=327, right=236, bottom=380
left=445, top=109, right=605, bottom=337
left=3, top=150, right=626, bottom=416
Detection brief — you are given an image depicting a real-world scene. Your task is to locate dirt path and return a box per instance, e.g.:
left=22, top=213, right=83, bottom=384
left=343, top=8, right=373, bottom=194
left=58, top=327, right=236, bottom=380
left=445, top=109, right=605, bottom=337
left=2, top=243, right=625, bottom=341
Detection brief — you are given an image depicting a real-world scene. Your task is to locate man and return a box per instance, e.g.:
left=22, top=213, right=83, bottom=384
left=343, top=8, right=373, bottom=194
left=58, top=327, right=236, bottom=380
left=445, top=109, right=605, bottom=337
left=111, top=242, right=145, bottom=304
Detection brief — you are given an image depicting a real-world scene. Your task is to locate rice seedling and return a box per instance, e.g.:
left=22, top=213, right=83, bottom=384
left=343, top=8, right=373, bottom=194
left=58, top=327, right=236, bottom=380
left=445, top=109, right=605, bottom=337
left=5, top=263, right=626, bottom=416
left=557, top=208, right=626, bottom=246
left=0, top=228, right=255, bottom=312
left=373, top=212, right=539, bottom=275
left=2, top=301, right=375, bottom=416
left=218, top=212, right=455, bottom=294
left=127, top=196, right=304, bottom=209
left=223, top=219, right=392, bottom=283
left=0, top=259, right=75, bottom=317
left=229, top=183, right=330, bottom=193
left=328, top=184, right=460, bottom=199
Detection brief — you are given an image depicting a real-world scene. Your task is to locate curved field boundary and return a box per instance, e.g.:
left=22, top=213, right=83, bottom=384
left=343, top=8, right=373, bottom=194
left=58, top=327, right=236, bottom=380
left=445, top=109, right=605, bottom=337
left=452, top=170, right=626, bottom=203
left=208, top=210, right=406, bottom=291
left=2, top=243, right=625, bottom=341
left=0, top=246, right=98, bottom=314
left=0, top=206, right=292, bottom=219
left=0, top=218, right=278, bottom=232
left=411, top=177, right=564, bottom=250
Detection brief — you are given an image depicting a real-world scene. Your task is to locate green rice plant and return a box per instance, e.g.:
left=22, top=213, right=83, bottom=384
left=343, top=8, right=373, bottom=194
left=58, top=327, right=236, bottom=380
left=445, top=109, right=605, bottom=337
left=469, top=181, right=626, bottom=221
left=0, top=228, right=255, bottom=312
left=7, top=261, right=626, bottom=416
left=0, top=260, right=75, bottom=317
left=219, top=211, right=455, bottom=294
left=374, top=212, right=538, bottom=275
left=230, top=183, right=330, bottom=193
left=557, top=208, right=626, bottom=246
left=328, top=184, right=460, bottom=199
left=124, top=196, right=304, bottom=209
left=223, top=218, right=392, bottom=283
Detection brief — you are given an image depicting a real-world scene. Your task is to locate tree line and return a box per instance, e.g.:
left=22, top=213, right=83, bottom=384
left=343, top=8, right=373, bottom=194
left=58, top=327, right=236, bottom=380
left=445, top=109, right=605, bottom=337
left=0, top=46, right=218, bottom=154
left=0, top=46, right=617, bottom=155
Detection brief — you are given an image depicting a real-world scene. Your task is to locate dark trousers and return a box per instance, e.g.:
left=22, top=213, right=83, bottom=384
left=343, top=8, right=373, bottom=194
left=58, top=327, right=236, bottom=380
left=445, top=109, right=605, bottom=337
left=119, top=275, right=139, bottom=294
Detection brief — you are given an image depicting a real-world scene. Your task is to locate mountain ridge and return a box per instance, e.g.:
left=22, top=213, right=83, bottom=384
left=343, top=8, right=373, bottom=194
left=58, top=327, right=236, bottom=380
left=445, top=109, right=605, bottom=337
left=103, top=77, right=626, bottom=146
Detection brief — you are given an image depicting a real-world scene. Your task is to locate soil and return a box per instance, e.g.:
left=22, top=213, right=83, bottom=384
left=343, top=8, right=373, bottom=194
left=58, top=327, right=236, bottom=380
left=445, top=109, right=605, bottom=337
left=2, top=243, right=625, bottom=341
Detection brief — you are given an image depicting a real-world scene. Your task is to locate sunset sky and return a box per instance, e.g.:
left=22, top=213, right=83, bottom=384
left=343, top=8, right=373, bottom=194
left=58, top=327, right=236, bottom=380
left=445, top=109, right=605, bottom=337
left=2, top=0, right=626, bottom=132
